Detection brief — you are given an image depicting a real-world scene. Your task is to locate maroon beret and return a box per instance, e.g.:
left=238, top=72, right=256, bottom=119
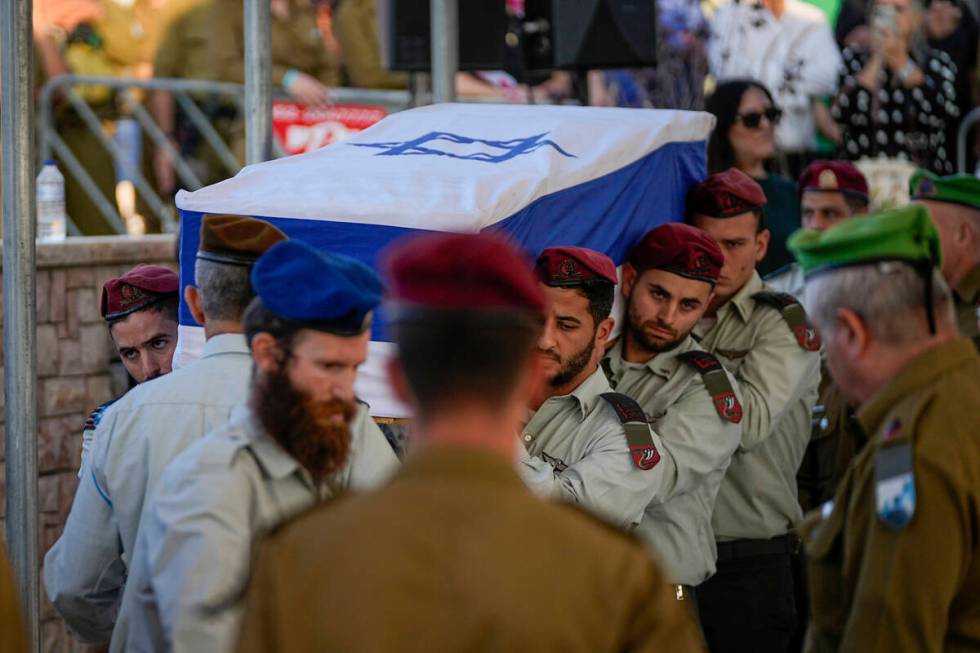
left=535, top=246, right=617, bottom=287
left=629, top=223, right=724, bottom=284
left=100, top=264, right=179, bottom=321
left=384, top=232, right=546, bottom=315
left=687, top=168, right=767, bottom=218
left=797, top=160, right=869, bottom=200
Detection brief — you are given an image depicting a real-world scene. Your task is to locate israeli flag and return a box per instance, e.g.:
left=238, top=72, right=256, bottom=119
left=175, top=103, right=714, bottom=417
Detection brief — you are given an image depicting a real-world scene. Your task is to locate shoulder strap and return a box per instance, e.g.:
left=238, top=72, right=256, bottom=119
left=82, top=398, right=117, bottom=432
left=677, top=351, right=743, bottom=424
left=752, top=291, right=822, bottom=352
left=599, top=392, right=661, bottom=471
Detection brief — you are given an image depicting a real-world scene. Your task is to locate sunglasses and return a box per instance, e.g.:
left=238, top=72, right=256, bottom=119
left=735, top=107, right=783, bottom=128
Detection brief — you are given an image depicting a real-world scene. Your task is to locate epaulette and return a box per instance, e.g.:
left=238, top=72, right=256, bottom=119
left=82, top=399, right=118, bottom=432
left=677, top=351, right=743, bottom=424
left=752, top=291, right=821, bottom=352
left=599, top=392, right=661, bottom=471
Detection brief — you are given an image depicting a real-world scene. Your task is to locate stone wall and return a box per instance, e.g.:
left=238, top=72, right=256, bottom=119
left=0, top=234, right=177, bottom=651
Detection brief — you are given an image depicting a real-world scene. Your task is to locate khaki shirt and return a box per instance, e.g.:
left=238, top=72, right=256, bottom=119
left=153, top=1, right=212, bottom=80
left=45, top=334, right=253, bottom=644
left=693, top=272, right=821, bottom=541
left=236, top=445, right=707, bottom=653
left=803, top=338, right=980, bottom=653
left=603, top=337, right=742, bottom=585
left=209, top=0, right=340, bottom=87
left=764, top=262, right=807, bottom=309
left=954, top=264, right=980, bottom=351
left=0, top=544, right=26, bottom=653
left=116, top=402, right=398, bottom=653
left=334, top=0, right=409, bottom=89
left=517, top=366, right=679, bottom=530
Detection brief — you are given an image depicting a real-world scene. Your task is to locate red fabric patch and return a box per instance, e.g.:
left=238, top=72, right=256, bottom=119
left=631, top=444, right=661, bottom=471
left=713, top=391, right=743, bottom=424
left=793, top=324, right=822, bottom=352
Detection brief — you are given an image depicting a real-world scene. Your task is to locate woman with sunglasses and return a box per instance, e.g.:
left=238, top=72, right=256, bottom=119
left=706, top=79, right=801, bottom=276
left=831, top=0, right=959, bottom=174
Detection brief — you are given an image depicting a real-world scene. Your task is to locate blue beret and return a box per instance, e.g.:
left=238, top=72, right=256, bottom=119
left=251, top=240, right=382, bottom=335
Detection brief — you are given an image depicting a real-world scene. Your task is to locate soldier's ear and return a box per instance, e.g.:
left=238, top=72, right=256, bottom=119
left=836, top=307, right=870, bottom=356
left=184, top=285, right=206, bottom=326
left=755, top=228, right=771, bottom=263
left=251, top=332, right=282, bottom=374
left=621, top=264, right=637, bottom=297
left=595, top=316, right=615, bottom=345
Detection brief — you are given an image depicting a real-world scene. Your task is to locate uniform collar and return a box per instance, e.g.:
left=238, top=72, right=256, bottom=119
left=857, top=337, right=977, bottom=435
left=395, top=444, right=524, bottom=488
left=694, top=271, right=762, bottom=339
left=201, top=332, right=251, bottom=359
left=955, top=264, right=980, bottom=306
left=231, top=404, right=306, bottom=483
left=543, top=365, right=611, bottom=419
left=604, top=335, right=697, bottom=381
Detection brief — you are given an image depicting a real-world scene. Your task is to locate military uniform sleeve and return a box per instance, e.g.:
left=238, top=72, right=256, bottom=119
left=235, top=537, right=285, bottom=653
left=519, top=421, right=678, bottom=529
left=339, top=410, right=399, bottom=491
left=840, top=450, right=972, bottom=651
left=43, top=412, right=128, bottom=644
left=333, top=0, right=408, bottom=89
left=732, top=314, right=820, bottom=451
left=654, top=378, right=741, bottom=497
left=208, top=0, right=247, bottom=83
left=133, top=457, right=256, bottom=653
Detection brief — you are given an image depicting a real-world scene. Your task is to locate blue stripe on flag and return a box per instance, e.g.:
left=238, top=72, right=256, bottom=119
left=179, top=140, right=705, bottom=342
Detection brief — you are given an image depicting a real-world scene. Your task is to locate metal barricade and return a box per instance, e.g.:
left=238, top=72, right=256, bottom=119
left=37, top=75, right=412, bottom=234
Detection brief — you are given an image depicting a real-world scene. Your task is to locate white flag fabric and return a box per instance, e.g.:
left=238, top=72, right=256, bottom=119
left=175, top=102, right=715, bottom=417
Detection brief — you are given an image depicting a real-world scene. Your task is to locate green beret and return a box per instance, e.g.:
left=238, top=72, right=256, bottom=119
left=788, top=204, right=942, bottom=278
left=909, top=170, right=980, bottom=210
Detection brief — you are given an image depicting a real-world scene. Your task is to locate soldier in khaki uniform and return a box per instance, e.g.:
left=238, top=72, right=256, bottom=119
left=685, top=169, right=822, bottom=652
left=519, top=246, right=677, bottom=530
left=602, top=223, right=742, bottom=600
left=117, top=240, right=398, bottom=652
left=235, top=232, right=706, bottom=653
left=791, top=205, right=980, bottom=652
left=334, top=0, right=408, bottom=89
left=910, top=170, right=980, bottom=351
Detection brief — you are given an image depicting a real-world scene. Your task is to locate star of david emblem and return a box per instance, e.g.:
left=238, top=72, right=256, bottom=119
left=351, top=131, right=576, bottom=164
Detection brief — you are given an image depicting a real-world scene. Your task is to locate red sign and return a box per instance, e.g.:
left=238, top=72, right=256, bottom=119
left=272, top=101, right=388, bottom=155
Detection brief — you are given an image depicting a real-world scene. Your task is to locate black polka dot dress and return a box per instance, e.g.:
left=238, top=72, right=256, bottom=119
left=832, top=47, right=959, bottom=174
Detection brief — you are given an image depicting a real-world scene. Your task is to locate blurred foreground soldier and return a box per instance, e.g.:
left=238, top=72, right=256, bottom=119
left=686, top=169, right=821, bottom=652
left=518, top=246, right=677, bottom=529
left=790, top=205, right=980, bottom=652
left=766, top=160, right=871, bottom=305
left=120, top=239, right=398, bottom=652
left=80, top=264, right=180, bottom=469
left=603, top=223, right=742, bottom=600
left=1, top=544, right=26, bottom=653
left=46, top=216, right=286, bottom=646
left=911, top=170, right=980, bottom=350
left=235, top=232, right=707, bottom=653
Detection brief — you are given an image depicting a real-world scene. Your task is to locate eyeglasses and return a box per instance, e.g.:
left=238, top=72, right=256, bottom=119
left=735, top=107, right=783, bottom=129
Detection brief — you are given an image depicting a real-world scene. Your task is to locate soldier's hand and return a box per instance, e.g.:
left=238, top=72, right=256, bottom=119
left=286, top=72, right=331, bottom=110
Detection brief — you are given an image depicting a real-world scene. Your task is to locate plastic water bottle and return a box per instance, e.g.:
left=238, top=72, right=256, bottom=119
left=36, top=161, right=67, bottom=242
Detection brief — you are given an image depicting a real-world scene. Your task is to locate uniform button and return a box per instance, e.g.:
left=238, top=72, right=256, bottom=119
left=523, top=434, right=532, bottom=442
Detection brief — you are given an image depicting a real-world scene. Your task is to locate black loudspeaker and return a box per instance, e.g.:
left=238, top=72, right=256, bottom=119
left=378, top=0, right=657, bottom=73
left=524, top=0, right=657, bottom=69
left=379, top=1, right=509, bottom=71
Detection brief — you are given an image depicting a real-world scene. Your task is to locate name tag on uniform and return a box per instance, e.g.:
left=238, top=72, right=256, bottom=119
left=875, top=441, right=916, bottom=530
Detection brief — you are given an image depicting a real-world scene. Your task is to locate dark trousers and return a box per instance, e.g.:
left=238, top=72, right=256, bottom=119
left=697, top=540, right=798, bottom=653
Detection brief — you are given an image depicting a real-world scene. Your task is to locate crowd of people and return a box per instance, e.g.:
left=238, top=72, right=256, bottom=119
left=15, top=0, right=979, bottom=239
left=0, top=158, right=976, bottom=652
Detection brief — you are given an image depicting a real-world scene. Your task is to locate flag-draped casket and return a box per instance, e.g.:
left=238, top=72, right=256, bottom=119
left=175, top=103, right=715, bottom=417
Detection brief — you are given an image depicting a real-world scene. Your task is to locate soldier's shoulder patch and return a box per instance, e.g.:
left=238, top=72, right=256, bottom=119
left=752, top=291, right=821, bottom=352
left=599, top=392, right=661, bottom=471
left=678, top=351, right=743, bottom=424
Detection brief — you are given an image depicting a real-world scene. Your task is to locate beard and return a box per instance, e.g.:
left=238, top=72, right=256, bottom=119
left=540, top=338, right=596, bottom=389
left=250, top=364, right=357, bottom=484
left=625, top=297, right=686, bottom=354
